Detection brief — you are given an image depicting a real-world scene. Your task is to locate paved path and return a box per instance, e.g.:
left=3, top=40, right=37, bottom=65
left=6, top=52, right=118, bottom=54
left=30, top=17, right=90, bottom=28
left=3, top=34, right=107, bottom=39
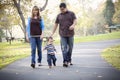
left=0, top=39, right=120, bottom=80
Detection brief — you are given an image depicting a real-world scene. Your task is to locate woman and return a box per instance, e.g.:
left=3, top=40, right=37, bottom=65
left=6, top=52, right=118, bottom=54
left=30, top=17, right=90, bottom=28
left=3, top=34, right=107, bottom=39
left=26, top=6, right=44, bottom=68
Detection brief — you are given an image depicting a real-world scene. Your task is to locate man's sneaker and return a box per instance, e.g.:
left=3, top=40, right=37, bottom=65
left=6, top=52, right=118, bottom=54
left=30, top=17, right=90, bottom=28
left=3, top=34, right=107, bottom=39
left=38, top=63, right=42, bottom=66
left=70, top=63, right=73, bottom=65
left=63, top=63, right=68, bottom=67
left=69, top=62, right=73, bottom=65
left=63, top=64, right=65, bottom=67
left=68, top=62, right=73, bottom=65
left=31, top=64, right=35, bottom=68
left=49, top=66, right=52, bottom=69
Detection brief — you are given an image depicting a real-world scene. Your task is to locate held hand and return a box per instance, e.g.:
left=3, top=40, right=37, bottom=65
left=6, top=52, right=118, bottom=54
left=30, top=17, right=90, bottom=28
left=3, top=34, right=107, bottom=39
left=54, top=51, right=57, bottom=54
left=40, top=34, right=43, bottom=40
left=69, top=25, right=74, bottom=30
left=50, top=33, right=54, bottom=37
left=42, top=49, right=44, bottom=52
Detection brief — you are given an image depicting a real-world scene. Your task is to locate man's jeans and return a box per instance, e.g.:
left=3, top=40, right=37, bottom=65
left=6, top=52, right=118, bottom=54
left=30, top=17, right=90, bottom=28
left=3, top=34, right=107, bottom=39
left=60, top=36, right=74, bottom=63
left=30, top=37, right=42, bottom=64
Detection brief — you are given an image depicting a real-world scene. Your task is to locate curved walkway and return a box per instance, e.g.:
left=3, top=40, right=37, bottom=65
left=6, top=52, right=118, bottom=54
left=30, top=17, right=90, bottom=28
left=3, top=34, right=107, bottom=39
left=0, top=39, right=120, bottom=80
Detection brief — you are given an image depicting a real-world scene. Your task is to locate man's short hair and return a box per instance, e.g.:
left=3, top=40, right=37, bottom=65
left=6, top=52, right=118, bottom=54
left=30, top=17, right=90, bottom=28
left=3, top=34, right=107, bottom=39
left=59, top=3, right=66, bottom=8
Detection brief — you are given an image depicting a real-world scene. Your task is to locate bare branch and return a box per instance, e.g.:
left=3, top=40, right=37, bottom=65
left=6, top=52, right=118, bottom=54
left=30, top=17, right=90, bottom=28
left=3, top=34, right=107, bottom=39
left=18, top=0, right=20, bottom=6
left=0, top=2, right=14, bottom=8
left=40, top=0, right=48, bottom=11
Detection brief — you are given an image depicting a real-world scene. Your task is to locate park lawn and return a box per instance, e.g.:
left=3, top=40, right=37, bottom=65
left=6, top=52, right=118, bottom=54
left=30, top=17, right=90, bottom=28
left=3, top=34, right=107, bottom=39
left=75, top=31, right=120, bottom=43
left=102, top=45, right=120, bottom=70
left=0, top=31, right=120, bottom=69
left=0, top=42, right=30, bottom=69
left=54, top=31, right=120, bottom=44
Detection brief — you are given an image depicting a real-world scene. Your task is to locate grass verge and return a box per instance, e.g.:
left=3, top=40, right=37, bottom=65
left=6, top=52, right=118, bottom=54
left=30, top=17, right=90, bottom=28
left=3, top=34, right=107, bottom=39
left=75, top=31, right=120, bottom=43
left=102, top=45, right=120, bottom=70
left=0, top=41, right=30, bottom=69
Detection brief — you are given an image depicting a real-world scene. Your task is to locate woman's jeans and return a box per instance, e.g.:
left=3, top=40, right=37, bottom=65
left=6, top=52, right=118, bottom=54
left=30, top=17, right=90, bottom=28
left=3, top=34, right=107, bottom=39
left=60, top=36, right=74, bottom=63
left=30, top=37, right=42, bottom=64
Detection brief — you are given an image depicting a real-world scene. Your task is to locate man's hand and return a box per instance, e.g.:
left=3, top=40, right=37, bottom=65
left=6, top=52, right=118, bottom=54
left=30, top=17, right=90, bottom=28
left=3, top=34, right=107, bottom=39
left=69, top=19, right=77, bottom=30
left=50, top=33, right=54, bottom=37
left=69, top=25, right=75, bottom=30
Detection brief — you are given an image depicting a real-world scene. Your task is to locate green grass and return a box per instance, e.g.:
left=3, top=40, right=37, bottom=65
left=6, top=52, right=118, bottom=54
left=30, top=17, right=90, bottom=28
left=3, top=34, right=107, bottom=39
left=75, top=31, right=120, bottom=43
left=0, top=31, right=120, bottom=69
left=102, top=45, right=120, bottom=70
left=53, top=31, right=120, bottom=44
left=0, top=41, right=30, bottom=69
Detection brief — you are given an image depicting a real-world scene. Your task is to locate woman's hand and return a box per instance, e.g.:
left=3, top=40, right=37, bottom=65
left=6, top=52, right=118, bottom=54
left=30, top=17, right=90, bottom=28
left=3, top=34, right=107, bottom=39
left=26, top=36, right=30, bottom=42
left=40, top=34, right=43, bottom=40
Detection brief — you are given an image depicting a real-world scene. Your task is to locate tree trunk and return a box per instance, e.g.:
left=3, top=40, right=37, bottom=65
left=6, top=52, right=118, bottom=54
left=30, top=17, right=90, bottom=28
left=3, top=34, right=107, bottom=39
left=83, top=26, right=87, bottom=36
left=19, top=24, right=26, bottom=42
left=12, top=0, right=26, bottom=42
left=0, top=37, right=2, bottom=42
left=61, top=0, right=66, bottom=3
left=8, top=29, right=12, bottom=45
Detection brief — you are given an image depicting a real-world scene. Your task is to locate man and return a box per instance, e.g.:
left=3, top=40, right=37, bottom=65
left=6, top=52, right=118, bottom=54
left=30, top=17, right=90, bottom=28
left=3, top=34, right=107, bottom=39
left=51, top=3, right=77, bottom=67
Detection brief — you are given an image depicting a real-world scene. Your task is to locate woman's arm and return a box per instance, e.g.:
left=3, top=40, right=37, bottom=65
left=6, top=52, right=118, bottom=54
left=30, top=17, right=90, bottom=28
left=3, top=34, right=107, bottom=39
left=26, top=17, right=31, bottom=42
left=40, top=19, right=45, bottom=31
left=40, top=19, right=45, bottom=39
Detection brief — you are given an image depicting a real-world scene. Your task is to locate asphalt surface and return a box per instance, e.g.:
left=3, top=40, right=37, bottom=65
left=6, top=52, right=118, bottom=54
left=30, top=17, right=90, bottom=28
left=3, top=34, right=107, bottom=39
left=0, top=39, right=120, bottom=80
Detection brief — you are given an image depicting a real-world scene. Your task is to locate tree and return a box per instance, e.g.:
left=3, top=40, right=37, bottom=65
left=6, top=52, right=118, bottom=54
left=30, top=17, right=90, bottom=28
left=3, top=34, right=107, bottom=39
left=91, top=1, right=106, bottom=35
left=61, top=0, right=66, bottom=3
left=0, top=28, right=4, bottom=42
left=113, top=0, right=120, bottom=24
left=13, top=0, right=48, bottom=41
left=103, top=0, right=115, bottom=32
left=77, top=0, right=94, bottom=36
left=0, top=0, right=48, bottom=42
left=12, top=0, right=31, bottom=42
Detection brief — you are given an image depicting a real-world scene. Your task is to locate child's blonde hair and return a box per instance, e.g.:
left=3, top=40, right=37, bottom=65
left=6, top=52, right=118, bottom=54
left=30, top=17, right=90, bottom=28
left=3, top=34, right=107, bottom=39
left=46, top=37, right=53, bottom=42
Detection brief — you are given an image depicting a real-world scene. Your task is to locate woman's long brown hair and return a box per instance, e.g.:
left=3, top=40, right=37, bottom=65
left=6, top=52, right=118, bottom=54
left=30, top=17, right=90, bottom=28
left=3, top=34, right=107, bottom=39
left=31, top=6, right=41, bottom=19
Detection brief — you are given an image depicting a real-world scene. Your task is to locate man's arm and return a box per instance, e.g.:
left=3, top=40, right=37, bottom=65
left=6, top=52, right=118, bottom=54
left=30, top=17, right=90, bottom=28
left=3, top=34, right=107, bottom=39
left=72, top=19, right=77, bottom=27
left=69, top=19, right=77, bottom=30
left=51, top=23, right=58, bottom=36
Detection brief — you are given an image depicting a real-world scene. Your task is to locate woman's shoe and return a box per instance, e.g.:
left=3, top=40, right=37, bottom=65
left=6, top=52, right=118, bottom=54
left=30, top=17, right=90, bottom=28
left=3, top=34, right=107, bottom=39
left=31, top=64, right=35, bottom=68
left=53, top=63, right=56, bottom=66
left=70, top=63, right=73, bottom=65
